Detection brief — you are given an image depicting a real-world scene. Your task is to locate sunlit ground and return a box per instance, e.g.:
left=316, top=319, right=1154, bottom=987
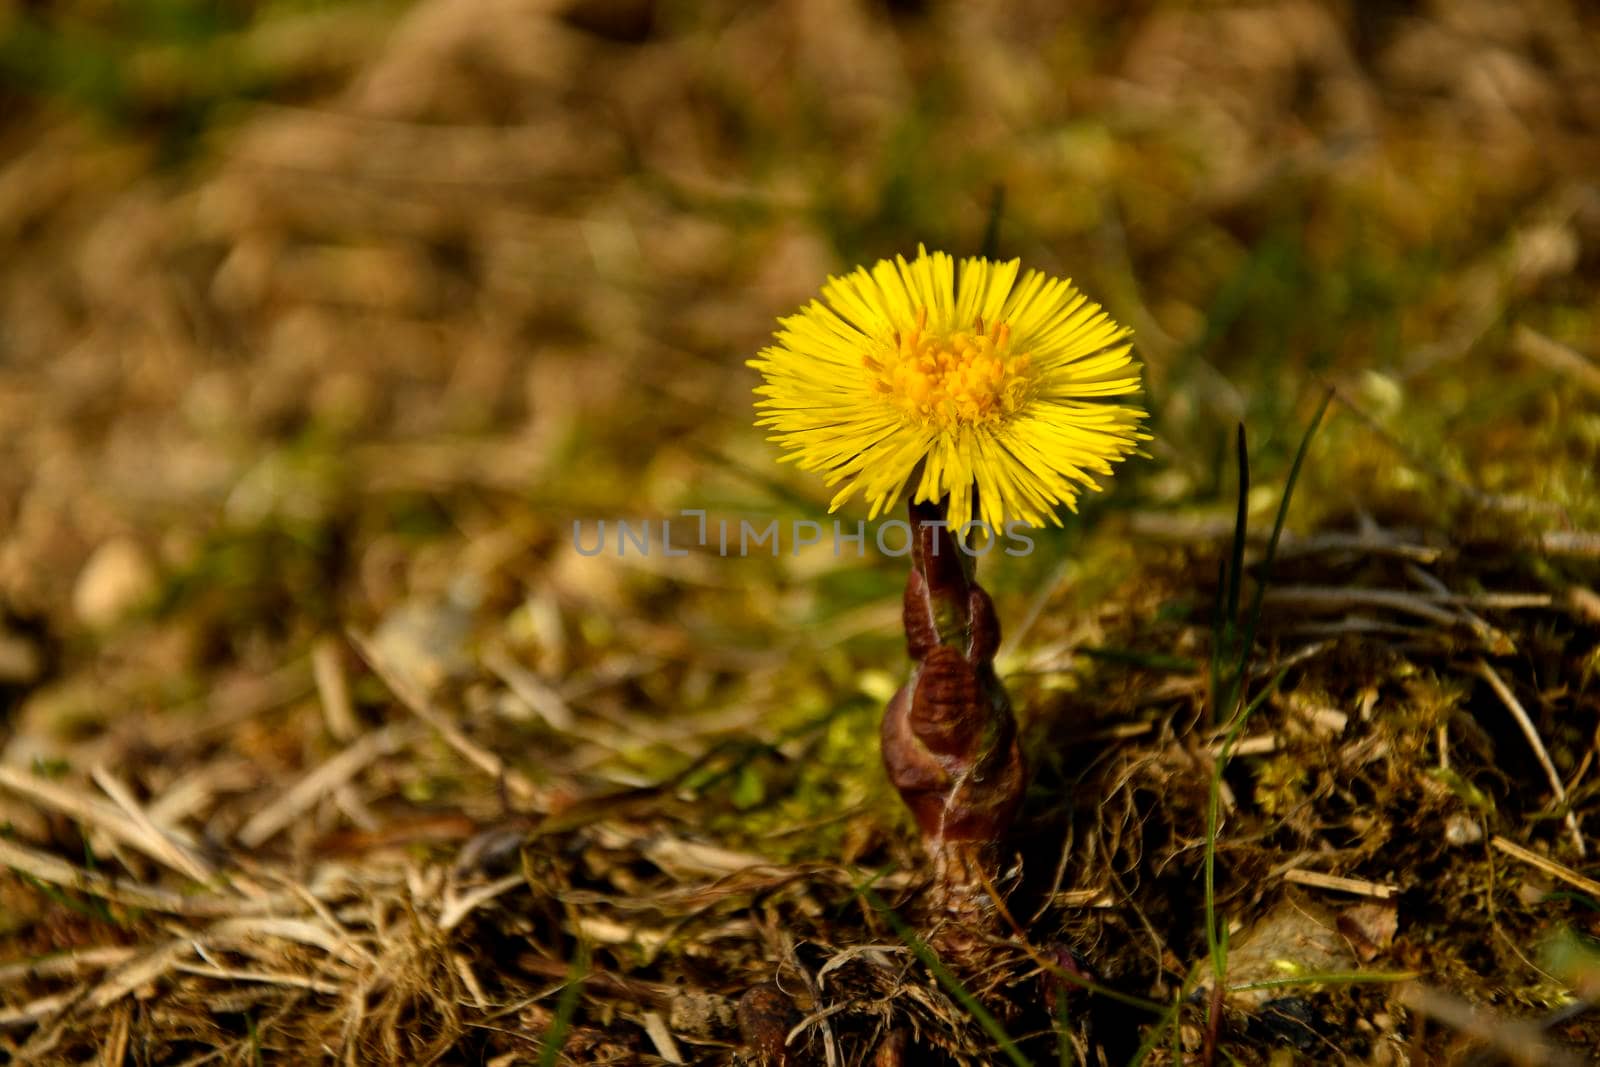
left=1, top=1, right=1598, bottom=1062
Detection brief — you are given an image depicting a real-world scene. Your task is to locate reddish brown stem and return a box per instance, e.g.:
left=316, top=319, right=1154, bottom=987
left=881, top=497, right=1026, bottom=897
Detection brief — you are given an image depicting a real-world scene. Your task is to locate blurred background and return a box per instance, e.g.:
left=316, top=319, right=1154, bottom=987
left=0, top=0, right=1598, bottom=1056
left=4, top=0, right=1600, bottom=838
left=2, top=0, right=1598, bottom=838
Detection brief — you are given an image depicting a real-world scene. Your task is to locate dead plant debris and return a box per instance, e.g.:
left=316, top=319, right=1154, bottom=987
left=2, top=0, right=1599, bottom=1063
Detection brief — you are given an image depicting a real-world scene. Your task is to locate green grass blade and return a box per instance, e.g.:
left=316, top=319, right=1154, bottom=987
left=1213, top=394, right=1331, bottom=724
left=1206, top=668, right=1289, bottom=978
left=1208, top=553, right=1230, bottom=717
left=1055, top=991, right=1076, bottom=1067
left=1233, top=389, right=1332, bottom=704
left=1212, top=425, right=1251, bottom=720
left=1227, top=423, right=1249, bottom=629
left=537, top=941, right=590, bottom=1067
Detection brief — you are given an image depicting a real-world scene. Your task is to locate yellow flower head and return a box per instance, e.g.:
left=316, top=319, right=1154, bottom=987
left=749, top=245, right=1148, bottom=531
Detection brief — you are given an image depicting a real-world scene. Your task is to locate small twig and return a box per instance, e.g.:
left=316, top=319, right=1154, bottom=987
left=105, top=1000, right=133, bottom=1064
left=0, top=992, right=74, bottom=1030
left=145, top=759, right=258, bottom=830
left=1490, top=836, right=1600, bottom=898
left=312, top=635, right=361, bottom=741
left=107, top=1003, right=135, bottom=1067
left=0, top=837, right=286, bottom=917
left=438, top=873, right=525, bottom=933
left=87, top=939, right=196, bottom=1011
left=90, top=765, right=217, bottom=885
left=1272, top=531, right=1442, bottom=563
left=482, top=642, right=576, bottom=731
left=1265, top=586, right=1552, bottom=618
left=203, top=916, right=373, bottom=970
left=1281, top=869, right=1398, bottom=899
left=1210, top=734, right=1278, bottom=757
left=170, top=963, right=342, bottom=995
left=236, top=722, right=417, bottom=848
left=1405, top=563, right=1511, bottom=653
left=0, top=947, right=135, bottom=987
left=997, top=556, right=1072, bottom=660
left=1265, top=587, right=1455, bottom=626
left=452, top=953, right=490, bottom=1012
left=241, top=863, right=377, bottom=967
left=1512, top=325, right=1600, bottom=396
left=1536, top=530, right=1600, bottom=558
left=0, top=765, right=210, bottom=885
left=641, top=1011, right=686, bottom=1065
left=1027, top=821, right=1076, bottom=926
left=1476, top=659, right=1586, bottom=856
left=140, top=657, right=313, bottom=749
left=348, top=629, right=547, bottom=810
left=777, top=931, right=840, bottom=1067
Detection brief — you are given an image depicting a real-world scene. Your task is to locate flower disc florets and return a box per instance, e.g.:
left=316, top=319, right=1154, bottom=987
left=868, top=309, right=1034, bottom=429
left=750, top=245, right=1148, bottom=531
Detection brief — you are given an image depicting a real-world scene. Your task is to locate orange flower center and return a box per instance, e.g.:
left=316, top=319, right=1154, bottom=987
left=865, top=308, right=1033, bottom=428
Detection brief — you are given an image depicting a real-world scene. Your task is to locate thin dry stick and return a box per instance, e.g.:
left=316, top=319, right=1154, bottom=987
left=1404, top=562, right=1510, bottom=653
left=0, top=765, right=211, bottom=883
left=1210, top=734, right=1278, bottom=757
left=0, top=992, right=73, bottom=1030
left=1027, top=821, right=1076, bottom=926
left=1281, top=869, right=1397, bottom=899
left=170, top=963, right=342, bottom=995
left=89, top=765, right=216, bottom=885
left=313, top=635, right=361, bottom=741
left=1537, top=529, right=1600, bottom=558
left=347, top=629, right=548, bottom=810
left=101, top=999, right=131, bottom=1067
left=243, top=864, right=378, bottom=968
left=1264, top=587, right=1456, bottom=626
left=1264, top=585, right=1551, bottom=618
left=0, top=947, right=135, bottom=987
left=1476, top=659, right=1585, bottom=856
left=437, top=873, right=525, bottom=933
left=778, top=931, right=840, bottom=1067
left=482, top=642, right=575, bottom=731
left=88, top=940, right=196, bottom=1011
left=1512, top=324, right=1600, bottom=396
left=146, top=759, right=258, bottom=829
left=236, top=722, right=417, bottom=848
left=1490, top=836, right=1600, bottom=898
left=0, top=837, right=280, bottom=918
left=140, top=657, right=312, bottom=749
left=451, top=953, right=489, bottom=1012
left=642, top=1011, right=686, bottom=1065
left=203, top=917, right=372, bottom=970
left=1272, top=531, right=1441, bottom=563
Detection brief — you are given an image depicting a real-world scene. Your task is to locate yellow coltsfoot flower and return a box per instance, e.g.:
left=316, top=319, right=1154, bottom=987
left=750, top=245, right=1147, bottom=531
